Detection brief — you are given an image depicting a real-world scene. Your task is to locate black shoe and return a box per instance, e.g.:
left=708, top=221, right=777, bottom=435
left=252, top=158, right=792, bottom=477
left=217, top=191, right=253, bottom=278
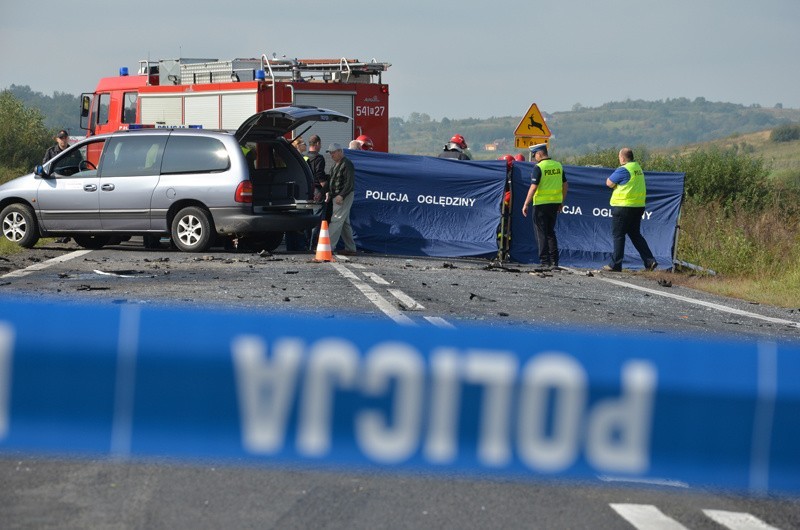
left=602, top=265, right=621, bottom=272
left=646, top=260, right=658, bottom=271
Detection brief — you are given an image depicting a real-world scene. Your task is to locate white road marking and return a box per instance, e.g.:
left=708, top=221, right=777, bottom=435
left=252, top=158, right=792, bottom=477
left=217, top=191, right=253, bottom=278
left=703, top=510, right=781, bottom=530
left=387, top=288, right=425, bottom=310
left=595, top=275, right=800, bottom=329
left=2, top=249, right=93, bottom=278
left=424, top=316, right=455, bottom=329
left=362, top=271, right=390, bottom=285
left=610, top=504, right=688, bottom=529
left=330, top=263, right=415, bottom=326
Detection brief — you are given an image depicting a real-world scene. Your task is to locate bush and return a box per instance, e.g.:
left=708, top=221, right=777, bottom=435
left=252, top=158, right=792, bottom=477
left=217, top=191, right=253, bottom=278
left=676, top=147, right=770, bottom=211
left=770, top=124, right=800, bottom=143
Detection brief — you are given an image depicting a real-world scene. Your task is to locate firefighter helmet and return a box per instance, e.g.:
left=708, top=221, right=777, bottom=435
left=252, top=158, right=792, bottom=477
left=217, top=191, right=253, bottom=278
left=514, top=154, right=526, bottom=162
left=356, top=135, right=374, bottom=150
left=498, top=154, right=514, bottom=169
left=450, top=134, right=468, bottom=150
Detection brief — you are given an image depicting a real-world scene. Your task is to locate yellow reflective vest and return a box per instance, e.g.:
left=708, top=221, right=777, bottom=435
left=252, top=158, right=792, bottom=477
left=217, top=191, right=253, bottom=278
left=610, top=161, right=646, bottom=207
left=533, top=159, right=564, bottom=205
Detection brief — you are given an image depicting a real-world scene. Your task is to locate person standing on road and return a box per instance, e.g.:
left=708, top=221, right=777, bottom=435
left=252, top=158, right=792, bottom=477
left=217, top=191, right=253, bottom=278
left=522, top=143, right=567, bottom=269
left=306, top=135, right=327, bottom=203
left=42, top=130, right=71, bottom=164
left=285, top=136, right=309, bottom=251
left=326, top=143, right=357, bottom=256
left=307, top=135, right=328, bottom=250
left=603, top=147, right=658, bottom=272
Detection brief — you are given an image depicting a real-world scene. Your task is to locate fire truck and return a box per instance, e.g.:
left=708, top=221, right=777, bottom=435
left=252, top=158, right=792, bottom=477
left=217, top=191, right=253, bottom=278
left=79, top=53, right=391, bottom=151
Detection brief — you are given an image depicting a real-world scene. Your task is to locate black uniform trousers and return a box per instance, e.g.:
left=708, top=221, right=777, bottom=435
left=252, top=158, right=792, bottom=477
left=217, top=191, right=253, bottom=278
left=533, top=202, right=560, bottom=266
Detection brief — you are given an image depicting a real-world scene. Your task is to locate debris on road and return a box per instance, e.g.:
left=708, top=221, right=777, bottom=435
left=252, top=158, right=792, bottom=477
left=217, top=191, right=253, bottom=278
left=77, top=284, right=110, bottom=291
left=469, top=292, right=496, bottom=302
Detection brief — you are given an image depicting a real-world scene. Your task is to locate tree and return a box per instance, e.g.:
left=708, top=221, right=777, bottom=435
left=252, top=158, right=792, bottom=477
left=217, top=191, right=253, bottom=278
left=0, top=90, right=53, bottom=175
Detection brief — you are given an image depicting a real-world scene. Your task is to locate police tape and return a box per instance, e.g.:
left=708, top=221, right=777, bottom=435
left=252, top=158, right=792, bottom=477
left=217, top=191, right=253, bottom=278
left=0, top=297, right=798, bottom=494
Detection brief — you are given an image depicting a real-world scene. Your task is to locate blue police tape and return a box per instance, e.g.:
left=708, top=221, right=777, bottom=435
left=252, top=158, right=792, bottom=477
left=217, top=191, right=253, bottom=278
left=0, top=297, right=798, bottom=494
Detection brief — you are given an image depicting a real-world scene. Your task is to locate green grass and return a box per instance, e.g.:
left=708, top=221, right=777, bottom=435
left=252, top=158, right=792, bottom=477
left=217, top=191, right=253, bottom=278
left=675, top=199, right=800, bottom=308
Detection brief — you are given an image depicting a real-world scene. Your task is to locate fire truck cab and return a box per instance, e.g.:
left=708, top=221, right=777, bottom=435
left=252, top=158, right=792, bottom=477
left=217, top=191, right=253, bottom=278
left=80, top=54, right=391, bottom=157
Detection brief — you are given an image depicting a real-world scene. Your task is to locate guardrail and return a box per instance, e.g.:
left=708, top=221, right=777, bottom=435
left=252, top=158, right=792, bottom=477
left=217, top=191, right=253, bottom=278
left=0, top=297, right=797, bottom=495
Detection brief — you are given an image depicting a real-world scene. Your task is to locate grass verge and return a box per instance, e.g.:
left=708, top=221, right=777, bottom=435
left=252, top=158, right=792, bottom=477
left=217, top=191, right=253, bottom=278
left=674, top=199, right=800, bottom=308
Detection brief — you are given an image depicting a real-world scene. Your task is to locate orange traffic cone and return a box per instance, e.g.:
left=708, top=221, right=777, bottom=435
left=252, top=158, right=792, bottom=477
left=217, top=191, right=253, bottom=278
left=313, top=220, right=335, bottom=262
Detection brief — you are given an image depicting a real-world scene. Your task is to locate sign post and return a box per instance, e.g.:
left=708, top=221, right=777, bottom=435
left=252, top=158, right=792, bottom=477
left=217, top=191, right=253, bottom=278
left=514, top=103, right=552, bottom=152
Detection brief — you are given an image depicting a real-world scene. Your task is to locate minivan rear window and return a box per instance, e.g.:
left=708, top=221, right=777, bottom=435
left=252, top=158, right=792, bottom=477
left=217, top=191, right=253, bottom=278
left=162, top=136, right=230, bottom=174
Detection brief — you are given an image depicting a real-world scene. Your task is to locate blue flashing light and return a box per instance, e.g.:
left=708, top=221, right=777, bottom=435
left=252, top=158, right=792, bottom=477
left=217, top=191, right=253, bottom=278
left=255, top=69, right=266, bottom=81
left=188, top=125, right=203, bottom=129
left=119, top=67, right=129, bottom=77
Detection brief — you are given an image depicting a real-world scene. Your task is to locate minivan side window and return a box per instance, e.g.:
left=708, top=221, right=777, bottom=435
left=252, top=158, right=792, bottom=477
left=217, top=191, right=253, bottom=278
left=161, top=136, right=231, bottom=174
left=100, top=135, right=167, bottom=177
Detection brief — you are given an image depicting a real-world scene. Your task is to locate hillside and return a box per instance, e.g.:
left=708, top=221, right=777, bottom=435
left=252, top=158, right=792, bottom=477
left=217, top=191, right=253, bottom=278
left=390, top=98, right=800, bottom=159
left=675, top=129, right=800, bottom=182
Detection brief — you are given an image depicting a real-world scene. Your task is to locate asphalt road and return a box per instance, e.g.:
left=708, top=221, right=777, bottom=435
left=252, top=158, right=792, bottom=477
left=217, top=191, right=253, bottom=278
left=1, top=239, right=798, bottom=529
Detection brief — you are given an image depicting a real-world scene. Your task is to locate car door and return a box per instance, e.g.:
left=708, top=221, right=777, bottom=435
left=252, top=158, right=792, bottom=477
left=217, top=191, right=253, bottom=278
left=36, top=140, right=105, bottom=232
left=97, top=134, right=167, bottom=231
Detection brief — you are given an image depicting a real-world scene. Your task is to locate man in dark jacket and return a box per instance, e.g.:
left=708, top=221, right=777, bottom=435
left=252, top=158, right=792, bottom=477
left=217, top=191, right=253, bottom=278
left=42, top=130, right=71, bottom=164
left=326, top=143, right=357, bottom=256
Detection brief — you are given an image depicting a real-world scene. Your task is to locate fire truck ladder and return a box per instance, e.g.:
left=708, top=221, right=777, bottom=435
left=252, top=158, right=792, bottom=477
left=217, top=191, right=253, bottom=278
left=260, top=54, right=390, bottom=109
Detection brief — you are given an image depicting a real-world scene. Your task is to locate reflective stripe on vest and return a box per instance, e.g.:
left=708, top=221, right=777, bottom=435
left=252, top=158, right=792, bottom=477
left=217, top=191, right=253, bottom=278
left=533, top=159, right=564, bottom=205
left=610, top=161, right=647, bottom=207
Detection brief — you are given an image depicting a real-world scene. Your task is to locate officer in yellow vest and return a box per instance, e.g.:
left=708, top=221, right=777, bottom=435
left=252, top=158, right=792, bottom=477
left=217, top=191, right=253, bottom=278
left=522, top=143, right=568, bottom=269
left=602, top=147, right=658, bottom=272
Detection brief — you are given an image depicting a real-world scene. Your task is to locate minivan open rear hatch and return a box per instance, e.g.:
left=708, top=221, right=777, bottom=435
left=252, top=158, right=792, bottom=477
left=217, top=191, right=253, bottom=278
left=235, top=105, right=350, bottom=143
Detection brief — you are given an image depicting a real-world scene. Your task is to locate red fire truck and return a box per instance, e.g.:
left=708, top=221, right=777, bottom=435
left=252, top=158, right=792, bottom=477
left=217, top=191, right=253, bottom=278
left=80, top=54, right=391, bottom=151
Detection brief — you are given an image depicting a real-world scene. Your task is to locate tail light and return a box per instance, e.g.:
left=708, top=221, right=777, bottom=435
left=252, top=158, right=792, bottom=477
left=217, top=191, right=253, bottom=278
left=235, top=180, right=253, bottom=203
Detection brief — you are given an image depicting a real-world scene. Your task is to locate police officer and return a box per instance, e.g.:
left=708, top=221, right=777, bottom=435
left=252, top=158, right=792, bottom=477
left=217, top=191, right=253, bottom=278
left=521, top=143, right=567, bottom=269
left=603, top=148, right=658, bottom=272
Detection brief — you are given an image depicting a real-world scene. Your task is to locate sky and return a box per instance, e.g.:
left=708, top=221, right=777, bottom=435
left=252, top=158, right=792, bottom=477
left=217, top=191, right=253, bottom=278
left=2, top=0, right=799, bottom=121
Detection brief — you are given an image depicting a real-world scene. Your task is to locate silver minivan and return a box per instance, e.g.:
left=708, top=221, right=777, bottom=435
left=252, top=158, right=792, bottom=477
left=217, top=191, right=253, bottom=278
left=0, top=106, right=348, bottom=252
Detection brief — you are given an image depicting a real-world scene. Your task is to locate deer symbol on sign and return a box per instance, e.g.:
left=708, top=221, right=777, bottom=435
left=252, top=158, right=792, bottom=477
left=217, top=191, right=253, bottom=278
left=527, top=115, right=545, bottom=134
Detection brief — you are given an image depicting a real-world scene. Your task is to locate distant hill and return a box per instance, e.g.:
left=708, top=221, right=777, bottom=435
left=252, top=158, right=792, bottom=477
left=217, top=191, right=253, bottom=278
left=6, top=85, right=81, bottom=134
left=675, top=128, right=800, bottom=183
left=390, top=98, right=800, bottom=158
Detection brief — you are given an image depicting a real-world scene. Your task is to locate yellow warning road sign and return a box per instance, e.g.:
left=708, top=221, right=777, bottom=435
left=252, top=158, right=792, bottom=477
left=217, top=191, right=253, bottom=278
left=514, top=103, right=551, bottom=137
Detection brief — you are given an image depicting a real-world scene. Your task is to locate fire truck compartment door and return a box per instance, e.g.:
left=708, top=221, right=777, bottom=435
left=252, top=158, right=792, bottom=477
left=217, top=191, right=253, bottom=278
left=234, top=106, right=350, bottom=143
left=140, top=96, right=183, bottom=127
left=293, top=92, right=355, bottom=154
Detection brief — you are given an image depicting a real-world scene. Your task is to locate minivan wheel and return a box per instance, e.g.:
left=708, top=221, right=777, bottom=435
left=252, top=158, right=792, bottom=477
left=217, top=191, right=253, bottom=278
left=74, top=235, right=111, bottom=249
left=172, top=206, right=214, bottom=252
left=0, top=203, right=40, bottom=248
